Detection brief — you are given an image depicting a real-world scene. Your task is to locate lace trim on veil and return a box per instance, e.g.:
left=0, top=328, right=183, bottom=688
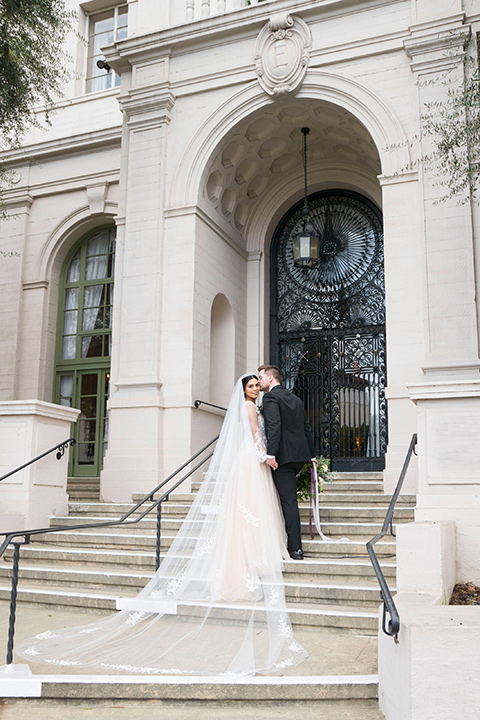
left=15, top=374, right=307, bottom=676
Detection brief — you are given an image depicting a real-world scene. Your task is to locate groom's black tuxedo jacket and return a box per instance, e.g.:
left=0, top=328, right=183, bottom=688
left=262, top=385, right=315, bottom=466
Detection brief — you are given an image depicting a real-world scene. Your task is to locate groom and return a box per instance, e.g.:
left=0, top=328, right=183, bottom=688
left=258, top=365, right=316, bottom=561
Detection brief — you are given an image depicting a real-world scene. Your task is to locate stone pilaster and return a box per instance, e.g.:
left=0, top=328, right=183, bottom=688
left=100, top=66, right=176, bottom=501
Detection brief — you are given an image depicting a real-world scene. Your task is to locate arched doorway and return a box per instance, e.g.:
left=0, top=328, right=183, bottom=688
left=270, top=190, right=387, bottom=471
left=55, top=227, right=116, bottom=477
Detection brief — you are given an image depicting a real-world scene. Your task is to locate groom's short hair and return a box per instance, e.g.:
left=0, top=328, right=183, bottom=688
left=258, top=364, right=282, bottom=383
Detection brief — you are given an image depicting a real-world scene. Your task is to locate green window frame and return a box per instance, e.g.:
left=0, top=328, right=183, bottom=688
left=55, top=227, right=116, bottom=476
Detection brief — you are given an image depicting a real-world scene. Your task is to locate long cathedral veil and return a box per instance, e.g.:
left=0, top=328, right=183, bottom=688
left=15, top=375, right=307, bottom=676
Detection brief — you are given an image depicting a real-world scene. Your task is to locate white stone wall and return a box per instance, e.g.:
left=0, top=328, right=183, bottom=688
left=0, top=0, right=478, bottom=506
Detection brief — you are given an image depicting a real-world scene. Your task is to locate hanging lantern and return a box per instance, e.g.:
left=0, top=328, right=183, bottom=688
left=292, top=127, right=320, bottom=268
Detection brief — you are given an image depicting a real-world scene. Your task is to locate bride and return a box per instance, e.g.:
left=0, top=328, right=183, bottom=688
left=16, top=374, right=307, bottom=676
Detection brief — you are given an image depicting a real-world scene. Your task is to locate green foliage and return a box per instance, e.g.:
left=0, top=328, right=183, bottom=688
left=296, top=456, right=332, bottom=502
left=0, top=0, right=75, bottom=145
left=421, top=34, right=480, bottom=204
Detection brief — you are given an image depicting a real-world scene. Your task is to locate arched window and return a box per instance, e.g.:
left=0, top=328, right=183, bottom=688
left=55, top=227, right=115, bottom=477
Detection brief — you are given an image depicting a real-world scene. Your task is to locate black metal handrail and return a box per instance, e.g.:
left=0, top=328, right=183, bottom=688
left=366, top=433, right=417, bottom=643
left=0, top=432, right=219, bottom=665
left=0, top=438, right=76, bottom=483
left=194, top=399, right=227, bottom=412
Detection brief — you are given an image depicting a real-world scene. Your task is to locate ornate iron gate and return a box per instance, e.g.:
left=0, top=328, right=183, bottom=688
left=270, top=190, right=387, bottom=471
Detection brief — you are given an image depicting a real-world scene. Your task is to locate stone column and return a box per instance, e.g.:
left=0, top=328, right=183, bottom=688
left=380, top=173, right=423, bottom=493
left=401, top=20, right=480, bottom=575
left=0, top=192, right=33, bottom=401
left=246, top=251, right=264, bottom=370
left=100, top=64, right=176, bottom=501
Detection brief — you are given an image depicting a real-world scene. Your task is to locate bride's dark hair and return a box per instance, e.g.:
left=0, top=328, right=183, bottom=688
left=242, top=374, right=258, bottom=391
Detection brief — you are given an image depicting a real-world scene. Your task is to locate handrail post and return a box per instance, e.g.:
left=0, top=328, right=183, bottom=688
left=155, top=501, right=162, bottom=571
left=366, top=433, right=417, bottom=642
left=6, top=539, right=27, bottom=664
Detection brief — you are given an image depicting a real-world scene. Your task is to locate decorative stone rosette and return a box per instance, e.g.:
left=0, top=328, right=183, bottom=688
left=254, top=13, right=311, bottom=97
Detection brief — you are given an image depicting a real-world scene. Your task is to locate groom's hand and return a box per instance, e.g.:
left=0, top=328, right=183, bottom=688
left=266, top=457, right=278, bottom=470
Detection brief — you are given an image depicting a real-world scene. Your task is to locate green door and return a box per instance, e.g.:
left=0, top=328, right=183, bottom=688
left=55, top=227, right=115, bottom=477
left=74, top=370, right=110, bottom=477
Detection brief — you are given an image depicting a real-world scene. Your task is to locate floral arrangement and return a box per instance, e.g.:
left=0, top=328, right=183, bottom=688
left=296, top=456, right=332, bottom=502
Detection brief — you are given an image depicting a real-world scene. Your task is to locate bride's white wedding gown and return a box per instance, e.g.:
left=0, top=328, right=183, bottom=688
left=215, top=402, right=289, bottom=602
left=15, top=377, right=307, bottom=676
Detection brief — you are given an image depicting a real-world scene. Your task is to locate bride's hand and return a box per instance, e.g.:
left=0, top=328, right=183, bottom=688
left=266, top=457, right=278, bottom=470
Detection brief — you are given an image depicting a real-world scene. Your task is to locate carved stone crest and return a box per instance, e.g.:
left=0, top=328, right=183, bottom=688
left=254, top=13, right=311, bottom=97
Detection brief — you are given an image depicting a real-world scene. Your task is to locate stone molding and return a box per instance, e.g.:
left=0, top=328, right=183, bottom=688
left=0, top=128, right=122, bottom=165
left=0, top=400, right=80, bottom=422
left=119, top=87, right=176, bottom=126
left=172, top=73, right=409, bottom=210
left=22, top=281, right=49, bottom=291
left=407, top=379, right=480, bottom=401
left=86, top=182, right=109, bottom=215
left=254, top=12, right=311, bottom=97
left=404, top=22, right=470, bottom=75
left=0, top=192, right=34, bottom=212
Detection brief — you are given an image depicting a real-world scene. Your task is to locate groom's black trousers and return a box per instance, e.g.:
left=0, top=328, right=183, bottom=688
left=272, top=462, right=304, bottom=553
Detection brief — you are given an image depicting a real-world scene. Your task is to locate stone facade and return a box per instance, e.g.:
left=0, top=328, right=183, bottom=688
left=1, top=1, right=480, bottom=712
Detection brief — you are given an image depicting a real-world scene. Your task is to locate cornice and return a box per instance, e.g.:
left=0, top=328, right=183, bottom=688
left=102, top=0, right=406, bottom=67
left=23, top=280, right=49, bottom=291
left=1, top=192, right=34, bottom=210
left=120, top=87, right=176, bottom=124
left=404, top=22, right=470, bottom=74
left=0, top=128, right=122, bottom=165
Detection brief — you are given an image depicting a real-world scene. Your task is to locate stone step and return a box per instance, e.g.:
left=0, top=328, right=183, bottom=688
left=130, top=491, right=413, bottom=506
left=28, top=530, right=395, bottom=558
left=67, top=501, right=414, bottom=522
left=66, top=478, right=100, bottom=500
left=320, top=482, right=384, bottom=493
left=191, top=478, right=386, bottom=492
left=3, top=545, right=396, bottom=580
left=0, top=584, right=379, bottom=631
left=58, top=514, right=393, bottom=539
left=0, top=564, right=388, bottom=608
left=3, top=674, right=379, bottom=702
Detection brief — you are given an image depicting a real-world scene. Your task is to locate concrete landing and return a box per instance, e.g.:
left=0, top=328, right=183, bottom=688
left=0, top=601, right=379, bottom=680
left=0, top=698, right=386, bottom=720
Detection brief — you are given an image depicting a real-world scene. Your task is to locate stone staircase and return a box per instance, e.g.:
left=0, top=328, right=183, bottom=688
left=0, top=471, right=415, bottom=711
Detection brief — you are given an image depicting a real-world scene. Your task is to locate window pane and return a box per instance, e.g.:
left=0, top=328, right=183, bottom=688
left=117, top=6, right=128, bottom=23
left=66, top=252, right=81, bottom=283
left=82, top=307, right=104, bottom=331
left=63, top=310, right=78, bottom=335
left=62, top=336, right=76, bottom=360
left=84, top=284, right=105, bottom=308
left=82, top=335, right=103, bottom=358
left=105, top=305, right=112, bottom=329
left=85, top=254, right=108, bottom=281
left=87, top=232, right=109, bottom=257
left=90, top=10, right=114, bottom=35
left=78, top=442, right=96, bottom=464
left=59, top=375, right=73, bottom=407
left=81, top=373, right=97, bottom=395
left=80, top=395, right=97, bottom=419
left=65, top=287, right=79, bottom=310
left=104, top=335, right=112, bottom=356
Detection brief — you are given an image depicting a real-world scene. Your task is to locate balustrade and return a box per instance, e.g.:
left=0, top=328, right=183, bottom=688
left=185, top=0, right=269, bottom=23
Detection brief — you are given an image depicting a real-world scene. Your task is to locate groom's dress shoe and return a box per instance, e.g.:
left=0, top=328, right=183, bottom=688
left=289, top=549, right=303, bottom=560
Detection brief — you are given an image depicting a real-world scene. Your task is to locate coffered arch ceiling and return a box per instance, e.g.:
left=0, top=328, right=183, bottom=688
left=201, top=99, right=381, bottom=236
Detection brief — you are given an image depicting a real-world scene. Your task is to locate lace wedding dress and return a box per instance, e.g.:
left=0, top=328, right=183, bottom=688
left=15, top=375, right=307, bottom=676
